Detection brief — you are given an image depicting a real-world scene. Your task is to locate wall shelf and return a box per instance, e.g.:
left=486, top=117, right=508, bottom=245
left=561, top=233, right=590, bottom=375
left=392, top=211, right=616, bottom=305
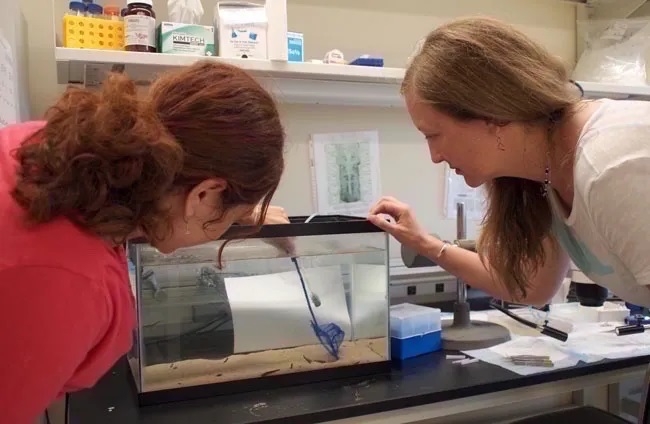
left=584, top=0, right=648, bottom=19
left=580, top=81, right=650, bottom=100
left=55, top=47, right=650, bottom=107
left=54, top=47, right=405, bottom=107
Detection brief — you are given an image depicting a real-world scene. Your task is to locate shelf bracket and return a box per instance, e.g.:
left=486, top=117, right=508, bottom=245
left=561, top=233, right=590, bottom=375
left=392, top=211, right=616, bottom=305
left=83, top=62, right=132, bottom=88
left=587, top=0, right=647, bottom=19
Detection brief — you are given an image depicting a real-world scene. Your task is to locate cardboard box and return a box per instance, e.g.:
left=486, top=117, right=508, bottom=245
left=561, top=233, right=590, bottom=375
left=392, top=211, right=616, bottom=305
left=214, top=2, right=268, bottom=59
left=159, top=22, right=215, bottom=56
left=287, top=31, right=303, bottom=62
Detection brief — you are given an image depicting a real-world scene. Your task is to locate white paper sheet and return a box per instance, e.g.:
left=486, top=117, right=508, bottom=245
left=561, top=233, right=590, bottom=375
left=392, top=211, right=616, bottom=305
left=349, top=264, right=388, bottom=340
left=443, top=164, right=485, bottom=221
left=463, top=336, right=592, bottom=376
left=0, top=30, right=17, bottom=128
left=463, top=329, right=650, bottom=375
left=565, top=330, right=650, bottom=359
left=224, top=265, right=352, bottom=354
left=309, top=131, right=381, bottom=216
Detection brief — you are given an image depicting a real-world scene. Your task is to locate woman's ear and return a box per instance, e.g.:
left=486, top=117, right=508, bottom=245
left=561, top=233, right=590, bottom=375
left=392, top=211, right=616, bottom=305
left=484, top=118, right=510, bottom=134
left=184, top=178, right=227, bottom=218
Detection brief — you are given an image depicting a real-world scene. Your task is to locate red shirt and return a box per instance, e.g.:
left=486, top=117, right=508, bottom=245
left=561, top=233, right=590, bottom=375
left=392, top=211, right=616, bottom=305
left=0, top=122, right=136, bottom=423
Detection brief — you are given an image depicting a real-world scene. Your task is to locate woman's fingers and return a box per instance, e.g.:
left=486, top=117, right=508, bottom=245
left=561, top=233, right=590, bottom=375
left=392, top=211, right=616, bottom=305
left=367, top=214, right=399, bottom=233
left=368, top=196, right=408, bottom=218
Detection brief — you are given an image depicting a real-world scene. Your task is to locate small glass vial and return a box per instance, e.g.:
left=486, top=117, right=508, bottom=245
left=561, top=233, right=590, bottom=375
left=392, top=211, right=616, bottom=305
left=86, top=3, right=103, bottom=18
left=104, top=5, right=121, bottom=20
left=67, top=1, right=86, bottom=16
left=124, top=0, right=156, bottom=53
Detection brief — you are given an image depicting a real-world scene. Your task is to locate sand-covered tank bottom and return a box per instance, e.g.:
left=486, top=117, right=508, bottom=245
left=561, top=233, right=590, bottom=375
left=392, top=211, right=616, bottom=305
left=142, top=337, right=388, bottom=392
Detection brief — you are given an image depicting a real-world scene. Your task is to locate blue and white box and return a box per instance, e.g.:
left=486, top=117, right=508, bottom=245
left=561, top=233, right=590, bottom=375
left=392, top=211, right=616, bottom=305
left=287, top=31, right=304, bottom=62
left=390, top=303, right=442, bottom=360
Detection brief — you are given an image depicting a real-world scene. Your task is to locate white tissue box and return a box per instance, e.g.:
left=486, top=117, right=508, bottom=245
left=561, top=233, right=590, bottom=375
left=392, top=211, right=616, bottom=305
left=214, top=2, right=268, bottom=59
left=159, top=22, right=216, bottom=56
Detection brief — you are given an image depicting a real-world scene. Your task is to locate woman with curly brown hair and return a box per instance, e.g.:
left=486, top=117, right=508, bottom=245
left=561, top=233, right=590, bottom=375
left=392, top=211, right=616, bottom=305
left=0, top=61, right=287, bottom=422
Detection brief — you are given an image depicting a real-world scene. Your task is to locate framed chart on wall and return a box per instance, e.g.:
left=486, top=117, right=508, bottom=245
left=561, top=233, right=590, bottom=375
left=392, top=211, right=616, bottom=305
left=309, top=130, right=382, bottom=217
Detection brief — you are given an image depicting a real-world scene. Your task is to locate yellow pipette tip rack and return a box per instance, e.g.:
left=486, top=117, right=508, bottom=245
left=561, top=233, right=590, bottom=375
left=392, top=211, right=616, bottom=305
left=63, top=15, right=124, bottom=51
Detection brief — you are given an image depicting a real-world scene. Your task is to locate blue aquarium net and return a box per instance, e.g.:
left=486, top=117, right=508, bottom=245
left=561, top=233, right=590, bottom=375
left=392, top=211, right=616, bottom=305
left=291, top=257, right=344, bottom=359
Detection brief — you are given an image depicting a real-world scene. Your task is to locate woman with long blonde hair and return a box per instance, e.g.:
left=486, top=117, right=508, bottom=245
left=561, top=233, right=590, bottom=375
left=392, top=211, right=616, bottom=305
left=370, top=17, right=650, bottom=308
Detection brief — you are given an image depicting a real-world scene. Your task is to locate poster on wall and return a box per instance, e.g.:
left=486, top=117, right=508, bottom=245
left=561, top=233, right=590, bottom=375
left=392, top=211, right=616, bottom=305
left=309, top=130, right=382, bottom=217
left=443, top=164, right=486, bottom=221
left=0, top=29, right=17, bottom=128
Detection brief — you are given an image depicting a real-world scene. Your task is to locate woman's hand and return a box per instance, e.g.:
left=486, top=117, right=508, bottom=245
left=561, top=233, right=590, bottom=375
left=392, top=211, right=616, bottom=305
left=261, top=205, right=291, bottom=226
left=367, top=196, right=428, bottom=251
left=240, top=205, right=295, bottom=255
left=262, top=206, right=295, bottom=255
left=238, top=205, right=289, bottom=225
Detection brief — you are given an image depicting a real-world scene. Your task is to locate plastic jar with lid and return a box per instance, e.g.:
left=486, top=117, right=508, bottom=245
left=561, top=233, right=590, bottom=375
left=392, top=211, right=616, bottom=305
left=67, top=1, right=86, bottom=16
left=124, top=0, right=156, bottom=53
left=103, top=5, right=121, bottom=20
left=86, top=3, right=103, bottom=18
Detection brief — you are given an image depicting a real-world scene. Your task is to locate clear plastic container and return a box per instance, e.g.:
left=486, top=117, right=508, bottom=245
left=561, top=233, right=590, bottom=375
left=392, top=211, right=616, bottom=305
left=390, top=303, right=441, bottom=339
left=390, top=303, right=442, bottom=360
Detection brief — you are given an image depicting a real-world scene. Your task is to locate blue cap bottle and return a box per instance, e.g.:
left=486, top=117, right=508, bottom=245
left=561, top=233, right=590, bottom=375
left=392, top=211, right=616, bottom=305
left=68, top=1, right=86, bottom=15
left=86, top=3, right=103, bottom=16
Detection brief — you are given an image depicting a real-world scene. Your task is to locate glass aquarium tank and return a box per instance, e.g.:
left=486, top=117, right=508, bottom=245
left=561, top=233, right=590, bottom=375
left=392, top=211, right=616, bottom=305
left=126, top=215, right=391, bottom=405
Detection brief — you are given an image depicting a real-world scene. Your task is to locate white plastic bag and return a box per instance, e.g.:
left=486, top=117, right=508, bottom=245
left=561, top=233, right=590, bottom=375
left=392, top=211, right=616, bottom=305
left=573, top=18, right=650, bottom=86
left=168, top=0, right=204, bottom=24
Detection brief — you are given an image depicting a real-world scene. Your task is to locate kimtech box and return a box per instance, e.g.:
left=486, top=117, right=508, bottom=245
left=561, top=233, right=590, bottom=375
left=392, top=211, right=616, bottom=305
left=159, top=22, right=216, bottom=56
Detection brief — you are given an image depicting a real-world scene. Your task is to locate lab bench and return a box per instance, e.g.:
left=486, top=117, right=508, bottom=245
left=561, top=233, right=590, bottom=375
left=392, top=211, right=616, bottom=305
left=67, top=351, right=649, bottom=424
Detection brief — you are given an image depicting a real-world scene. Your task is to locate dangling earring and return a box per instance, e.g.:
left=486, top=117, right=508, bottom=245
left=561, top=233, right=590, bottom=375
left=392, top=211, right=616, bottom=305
left=496, top=135, right=505, bottom=151
left=184, top=219, right=190, bottom=235
left=542, top=150, right=551, bottom=197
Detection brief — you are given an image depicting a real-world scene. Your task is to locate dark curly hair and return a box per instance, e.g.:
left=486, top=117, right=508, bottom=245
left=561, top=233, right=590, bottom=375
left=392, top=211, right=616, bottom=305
left=11, top=60, right=285, bottom=244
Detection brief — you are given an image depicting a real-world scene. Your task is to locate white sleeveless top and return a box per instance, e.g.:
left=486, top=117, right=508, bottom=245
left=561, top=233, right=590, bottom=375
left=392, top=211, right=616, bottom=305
left=549, top=99, right=650, bottom=307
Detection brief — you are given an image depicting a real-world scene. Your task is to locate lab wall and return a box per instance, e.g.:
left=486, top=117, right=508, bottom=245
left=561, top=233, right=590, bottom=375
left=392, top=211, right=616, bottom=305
left=21, top=0, right=577, bottom=263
